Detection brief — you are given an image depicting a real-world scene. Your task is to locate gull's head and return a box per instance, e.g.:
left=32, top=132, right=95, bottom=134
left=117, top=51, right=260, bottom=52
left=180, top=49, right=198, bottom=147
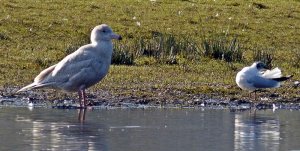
left=90, top=24, right=122, bottom=43
left=252, top=61, right=268, bottom=71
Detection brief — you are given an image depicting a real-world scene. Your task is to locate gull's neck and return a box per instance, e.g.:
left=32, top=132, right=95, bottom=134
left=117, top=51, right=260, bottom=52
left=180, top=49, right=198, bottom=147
left=91, top=40, right=113, bottom=58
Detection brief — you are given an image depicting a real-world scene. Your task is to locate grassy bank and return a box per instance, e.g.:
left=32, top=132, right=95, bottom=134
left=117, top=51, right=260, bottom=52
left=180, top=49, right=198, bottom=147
left=0, top=0, right=299, bottom=102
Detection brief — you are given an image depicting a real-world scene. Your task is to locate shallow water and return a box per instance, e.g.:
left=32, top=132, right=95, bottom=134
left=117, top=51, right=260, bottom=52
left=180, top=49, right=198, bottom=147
left=0, top=107, right=299, bottom=151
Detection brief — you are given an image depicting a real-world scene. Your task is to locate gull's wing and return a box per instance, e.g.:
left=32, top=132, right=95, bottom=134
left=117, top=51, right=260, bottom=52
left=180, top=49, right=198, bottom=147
left=262, top=67, right=293, bottom=82
left=39, top=45, right=108, bottom=91
left=54, top=59, right=105, bottom=91
left=272, top=75, right=293, bottom=82
left=42, top=45, right=96, bottom=82
left=262, top=67, right=282, bottom=79
left=34, top=64, right=57, bottom=83
left=248, top=75, right=280, bottom=89
left=17, top=64, right=57, bottom=92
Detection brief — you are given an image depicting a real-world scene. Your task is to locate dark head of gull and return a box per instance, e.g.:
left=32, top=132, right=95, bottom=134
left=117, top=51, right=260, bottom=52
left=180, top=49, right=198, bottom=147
left=255, top=61, right=268, bottom=71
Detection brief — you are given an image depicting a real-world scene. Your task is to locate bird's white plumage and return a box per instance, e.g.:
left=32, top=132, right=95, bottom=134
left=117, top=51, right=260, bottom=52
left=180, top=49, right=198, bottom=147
left=236, top=62, right=283, bottom=91
left=261, top=67, right=281, bottom=79
left=18, top=24, right=121, bottom=94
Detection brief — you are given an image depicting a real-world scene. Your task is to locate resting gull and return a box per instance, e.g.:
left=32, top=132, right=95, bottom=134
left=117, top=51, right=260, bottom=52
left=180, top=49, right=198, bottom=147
left=236, top=61, right=292, bottom=100
left=17, top=24, right=122, bottom=108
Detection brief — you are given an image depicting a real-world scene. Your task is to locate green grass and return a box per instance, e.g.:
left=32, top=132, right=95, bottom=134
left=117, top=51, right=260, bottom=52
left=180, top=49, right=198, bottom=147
left=0, top=0, right=299, bottom=101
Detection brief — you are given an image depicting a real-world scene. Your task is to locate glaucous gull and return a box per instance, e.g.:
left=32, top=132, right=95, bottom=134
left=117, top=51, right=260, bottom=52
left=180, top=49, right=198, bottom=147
left=17, top=24, right=122, bottom=108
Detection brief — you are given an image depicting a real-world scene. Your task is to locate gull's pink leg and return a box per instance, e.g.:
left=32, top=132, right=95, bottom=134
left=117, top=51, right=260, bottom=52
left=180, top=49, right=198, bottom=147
left=78, top=85, right=87, bottom=108
left=82, top=89, right=87, bottom=107
left=78, top=90, right=83, bottom=108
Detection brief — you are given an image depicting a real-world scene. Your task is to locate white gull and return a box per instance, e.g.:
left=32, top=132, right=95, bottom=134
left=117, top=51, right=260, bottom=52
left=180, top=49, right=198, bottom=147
left=17, top=24, right=122, bottom=108
left=236, top=61, right=292, bottom=99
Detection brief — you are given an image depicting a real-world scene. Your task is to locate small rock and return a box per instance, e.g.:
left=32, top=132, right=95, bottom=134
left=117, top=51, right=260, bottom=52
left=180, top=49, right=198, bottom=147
left=200, top=102, right=205, bottom=107
left=270, top=93, right=279, bottom=98
left=260, top=97, right=269, bottom=101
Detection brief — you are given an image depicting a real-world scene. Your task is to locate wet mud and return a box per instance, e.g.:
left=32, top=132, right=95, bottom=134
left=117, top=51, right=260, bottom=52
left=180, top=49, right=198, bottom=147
left=1, top=87, right=300, bottom=110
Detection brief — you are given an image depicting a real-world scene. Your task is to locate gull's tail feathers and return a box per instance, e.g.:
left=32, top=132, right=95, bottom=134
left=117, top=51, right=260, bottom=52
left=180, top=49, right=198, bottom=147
left=16, top=83, right=52, bottom=93
left=17, top=64, right=57, bottom=93
left=272, top=75, right=293, bottom=82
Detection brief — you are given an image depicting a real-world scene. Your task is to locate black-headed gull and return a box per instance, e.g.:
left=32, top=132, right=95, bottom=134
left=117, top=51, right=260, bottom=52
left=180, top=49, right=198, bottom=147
left=17, top=24, right=122, bottom=108
left=236, top=61, right=292, bottom=100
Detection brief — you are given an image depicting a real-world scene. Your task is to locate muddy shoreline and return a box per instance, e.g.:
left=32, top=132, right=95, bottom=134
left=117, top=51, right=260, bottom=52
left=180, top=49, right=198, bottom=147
left=0, top=86, right=299, bottom=110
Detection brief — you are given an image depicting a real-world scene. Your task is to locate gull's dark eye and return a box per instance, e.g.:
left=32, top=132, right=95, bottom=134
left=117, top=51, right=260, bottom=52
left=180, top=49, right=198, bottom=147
left=102, top=30, right=106, bottom=33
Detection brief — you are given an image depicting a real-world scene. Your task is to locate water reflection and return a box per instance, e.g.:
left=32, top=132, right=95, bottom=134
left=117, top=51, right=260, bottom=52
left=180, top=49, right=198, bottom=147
left=13, top=108, right=107, bottom=151
left=234, top=112, right=280, bottom=151
left=28, top=120, right=106, bottom=150
left=0, top=108, right=299, bottom=151
left=78, top=109, right=87, bottom=122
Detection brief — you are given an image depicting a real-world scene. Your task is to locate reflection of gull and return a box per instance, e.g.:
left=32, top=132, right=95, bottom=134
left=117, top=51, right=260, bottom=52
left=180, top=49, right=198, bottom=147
left=272, top=104, right=279, bottom=112
left=78, top=109, right=87, bottom=122
left=16, top=112, right=107, bottom=150
left=17, top=24, right=122, bottom=108
left=234, top=113, right=280, bottom=151
left=236, top=61, right=292, bottom=99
